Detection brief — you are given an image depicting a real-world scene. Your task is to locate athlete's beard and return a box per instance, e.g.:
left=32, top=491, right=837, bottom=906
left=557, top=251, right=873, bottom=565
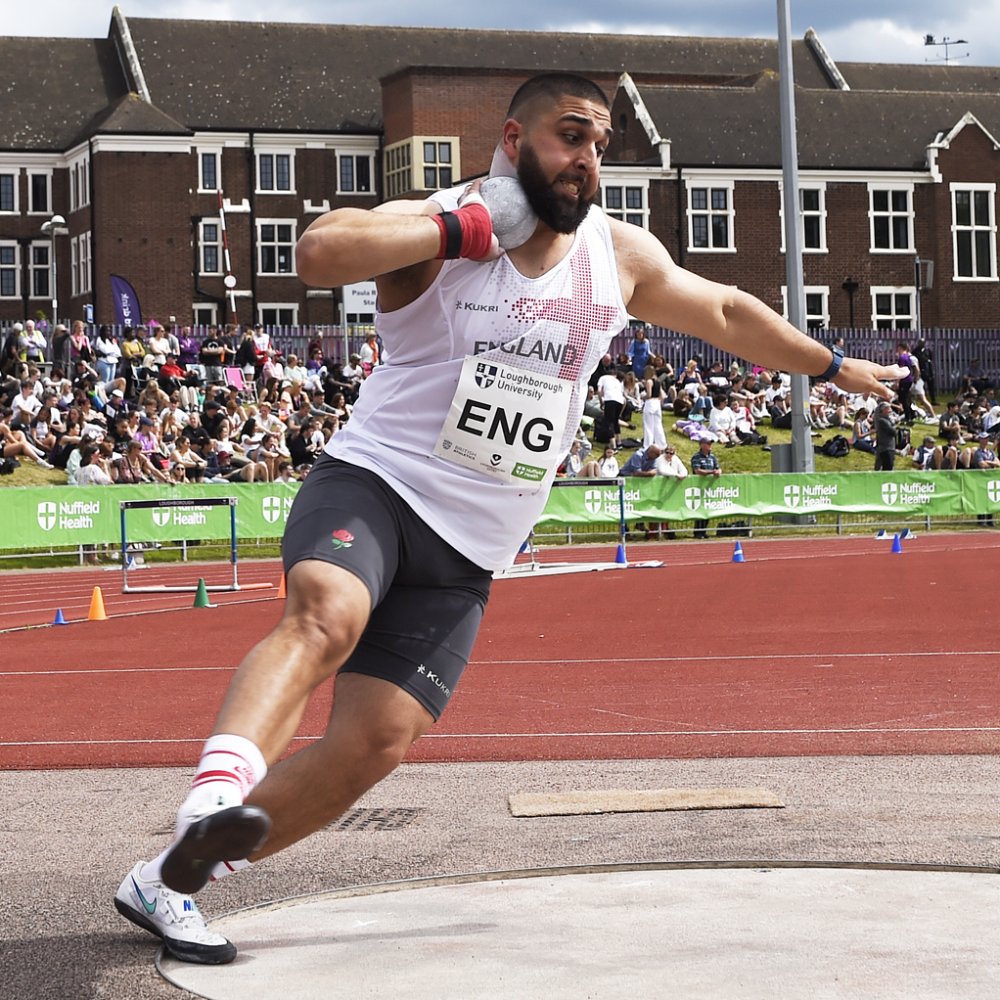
left=517, top=143, right=594, bottom=235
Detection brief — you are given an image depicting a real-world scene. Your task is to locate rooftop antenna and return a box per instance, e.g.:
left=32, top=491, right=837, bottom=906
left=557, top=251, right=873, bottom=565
left=923, top=35, right=970, bottom=65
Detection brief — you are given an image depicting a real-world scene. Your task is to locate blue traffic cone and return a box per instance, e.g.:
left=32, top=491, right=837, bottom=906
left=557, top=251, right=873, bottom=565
left=615, top=543, right=627, bottom=564
left=891, top=533, right=903, bottom=554
left=732, top=541, right=745, bottom=563
left=52, top=608, right=68, bottom=625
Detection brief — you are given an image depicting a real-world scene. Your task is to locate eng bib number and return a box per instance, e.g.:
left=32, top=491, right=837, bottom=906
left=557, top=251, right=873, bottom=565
left=433, top=356, right=573, bottom=485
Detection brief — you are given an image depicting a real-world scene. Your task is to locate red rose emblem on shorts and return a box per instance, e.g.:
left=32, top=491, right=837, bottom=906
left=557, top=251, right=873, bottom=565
left=330, top=528, right=354, bottom=550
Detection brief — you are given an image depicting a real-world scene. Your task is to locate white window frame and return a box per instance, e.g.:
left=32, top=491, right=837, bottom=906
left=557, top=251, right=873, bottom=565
left=256, top=219, right=297, bottom=276
left=383, top=137, right=460, bottom=197
left=337, top=152, right=374, bottom=195
left=0, top=241, right=20, bottom=298
left=69, top=155, right=90, bottom=212
left=199, top=218, right=222, bottom=275
left=78, top=232, right=92, bottom=295
left=257, top=303, right=298, bottom=326
left=26, top=169, right=51, bottom=215
left=779, top=182, right=828, bottom=254
left=782, top=285, right=830, bottom=331
left=870, top=286, right=916, bottom=331
left=71, top=238, right=79, bottom=297
left=255, top=149, right=295, bottom=194
left=950, top=182, right=998, bottom=281
left=868, top=183, right=914, bottom=253
left=198, top=149, right=221, bottom=193
left=192, top=302, right=219, bottom=326
left=601, top=174, right=650, bottom=229
left=0, top=170, right=18, bottom=214
left=28, top=241, right=50, bottom=300
left=686, top=180, right=735, bottom=253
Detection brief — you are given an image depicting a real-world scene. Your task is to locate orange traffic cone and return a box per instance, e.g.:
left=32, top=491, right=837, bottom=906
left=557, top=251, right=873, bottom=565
left=277, top=574, right=287, bottom=598
left=88, top=586, right=107, bottom=621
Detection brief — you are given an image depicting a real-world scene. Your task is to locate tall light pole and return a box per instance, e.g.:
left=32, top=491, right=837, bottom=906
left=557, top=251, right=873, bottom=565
left=777, top=0, right=814, bottom=474
left=40, top=214, right=69, bottom=370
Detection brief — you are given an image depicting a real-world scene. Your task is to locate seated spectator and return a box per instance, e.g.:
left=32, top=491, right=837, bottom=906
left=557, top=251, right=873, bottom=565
left=1, top=412, right=53, bottom=468
left=9, top=380, right=41, bottom=431
left=168, top=435, right=208, bottom=481
left=707, top=394, right=740, bottom=446
left=113, top=438, right=170, bottom=484
left=556, top=439, right=585, bottom=478
left=72, top=442, right=113, bottom=486
left=180, top=411, right=212, bottom=460
left=911, top=436, right=943, bottom=471
left=286, top=418, right=322, bottom=468
left=654, top=444, right=687, bottom=479
left=580, top=444, right=620, bottom=480
left=688, top=384, right=714, bottom=421
left=851, top=410, right=877, bottom=454
left=971, top=433, right=999, bottom=525
left=620, top=445, right=661, bottom=477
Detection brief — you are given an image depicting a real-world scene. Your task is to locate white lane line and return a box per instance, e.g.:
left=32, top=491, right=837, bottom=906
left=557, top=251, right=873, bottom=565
left=2, top=726, right=997, bottom=749
left=3, top=648, right=999, bottom=678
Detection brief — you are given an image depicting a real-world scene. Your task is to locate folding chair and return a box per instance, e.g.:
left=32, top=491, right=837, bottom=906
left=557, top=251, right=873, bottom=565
left=224, top=367, right=252, bottom=400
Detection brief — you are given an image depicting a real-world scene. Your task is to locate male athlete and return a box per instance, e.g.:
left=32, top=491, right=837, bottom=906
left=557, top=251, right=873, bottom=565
left=115, top=73, right=906, bottom=963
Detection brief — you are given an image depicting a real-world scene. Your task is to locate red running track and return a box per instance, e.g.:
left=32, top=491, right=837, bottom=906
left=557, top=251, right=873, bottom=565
left=1, top=535, right=998, bottom=769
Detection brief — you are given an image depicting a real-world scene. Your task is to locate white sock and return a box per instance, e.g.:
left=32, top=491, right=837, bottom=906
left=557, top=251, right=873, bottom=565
left=175, top=734, right=267, bottom=837
left=140, top=852, right=253, bottom=885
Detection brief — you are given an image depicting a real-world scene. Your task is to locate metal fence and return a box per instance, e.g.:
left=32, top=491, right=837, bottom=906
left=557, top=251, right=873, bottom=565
left=14, top=321, right=997, bottom=395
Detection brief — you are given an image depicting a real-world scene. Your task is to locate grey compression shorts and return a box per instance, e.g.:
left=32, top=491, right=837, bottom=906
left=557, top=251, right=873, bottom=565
left=281, top=455, right=492, bottom=719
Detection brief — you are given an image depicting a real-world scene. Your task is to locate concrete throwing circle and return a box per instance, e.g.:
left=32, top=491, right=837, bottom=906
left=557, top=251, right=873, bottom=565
left=159, top=862, right=999, bottom=999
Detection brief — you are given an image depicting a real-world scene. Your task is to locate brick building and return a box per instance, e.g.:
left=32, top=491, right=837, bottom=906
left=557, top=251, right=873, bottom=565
left=1, top=10, right=998, bottom=333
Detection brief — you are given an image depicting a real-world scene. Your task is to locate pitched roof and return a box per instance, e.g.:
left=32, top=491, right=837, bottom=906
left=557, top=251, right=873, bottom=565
left=0, top=37, right=127, bottom=150
left=628, top=75, right=1000, bottom=170
left=839, top=61, right=1000, bottom=94
left=122, top=18, right=832, bottom=133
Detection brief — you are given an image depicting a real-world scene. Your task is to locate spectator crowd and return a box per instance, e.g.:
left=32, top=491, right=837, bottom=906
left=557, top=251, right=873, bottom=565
left=1, top=318, right=375, bottom=486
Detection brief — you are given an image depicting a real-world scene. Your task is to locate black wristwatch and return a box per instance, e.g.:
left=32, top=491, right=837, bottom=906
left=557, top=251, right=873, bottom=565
left=819, top=345, right=844, bottom=381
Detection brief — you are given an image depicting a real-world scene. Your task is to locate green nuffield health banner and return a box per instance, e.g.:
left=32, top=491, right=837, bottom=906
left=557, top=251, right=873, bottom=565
left=2, top=472, right=999, bottom=550
left=536, top=471, right=996, bottom=525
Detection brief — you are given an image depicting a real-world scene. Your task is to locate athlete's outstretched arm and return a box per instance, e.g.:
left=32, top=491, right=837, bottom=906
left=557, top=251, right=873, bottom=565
left=613, top=221, right=907, bottom=399
left=295, top=202, right=442, bottom=288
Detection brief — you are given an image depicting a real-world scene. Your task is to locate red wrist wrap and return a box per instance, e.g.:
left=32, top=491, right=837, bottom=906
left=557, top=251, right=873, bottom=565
left=433, top=203, right=493, bottom=260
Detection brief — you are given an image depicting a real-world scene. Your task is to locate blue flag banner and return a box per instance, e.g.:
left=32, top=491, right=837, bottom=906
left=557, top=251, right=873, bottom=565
left=110, top=274, right=142, bottom=327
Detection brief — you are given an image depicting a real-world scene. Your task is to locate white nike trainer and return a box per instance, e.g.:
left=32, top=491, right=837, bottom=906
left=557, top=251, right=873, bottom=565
left=114, top=861, right=236, bottom=964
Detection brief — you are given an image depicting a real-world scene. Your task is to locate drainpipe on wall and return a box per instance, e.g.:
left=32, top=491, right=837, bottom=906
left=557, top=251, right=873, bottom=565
left=247, top=130, right=257, bottom=324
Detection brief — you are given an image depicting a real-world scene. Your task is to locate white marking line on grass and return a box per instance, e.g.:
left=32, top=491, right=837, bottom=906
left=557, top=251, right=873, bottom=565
left=2, top=725, right=998, bottom=749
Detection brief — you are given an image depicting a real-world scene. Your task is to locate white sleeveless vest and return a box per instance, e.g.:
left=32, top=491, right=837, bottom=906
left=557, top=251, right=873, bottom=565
left=326, top=201, right=628, bottom=570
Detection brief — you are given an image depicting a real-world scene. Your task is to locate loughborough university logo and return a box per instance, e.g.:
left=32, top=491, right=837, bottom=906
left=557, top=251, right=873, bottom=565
left=989, top=480, right=1000, bottom=505
left=474, top=363, right=498, bottom=389
left=783, top=484, right=801, bottom=508
left=684, top=486, right=702, bottom=512
left=881, top=483, right=899, bottom=506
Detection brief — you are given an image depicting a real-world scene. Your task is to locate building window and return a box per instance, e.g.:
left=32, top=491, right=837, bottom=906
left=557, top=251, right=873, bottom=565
left=779, top=184, right=826, bottom=252
left=200, top=151, right=220, bottom=192
left=69, top=159, right=90, bottom=212
left=258, top=304, right=297, bottom=326
left=871, top=287, right=915, bottom=330
left=951, top=184, right=997, bottom=280
left=0, top=173, right=16, bottom=213
left=0, top=244, right=18, bottom=298
left=71, top=238, right=79, bottom=297
left=257, top=221, right=296, bottom=274
left=422, top=141, right=452, bottom=190
left=30, top=244, right=50, bottom=298
left=192, top=303, right=218, bottom=326
left=384, top=138, right=459, bottom=197
left=77, top=233, right=92, bottom=295
left=869, top=185, right=912, bottom=252
left=782, top=286, right=829, bottom=330
left=256, top=152, right=293, bottom=193
left=384, top=142, right=412, bottom=199
left=28, top=171, right=50, bottom=214
left=199, top=220, right=221, bottom=274
left=687, top=182, right=734, bottom=251
left=338, top=154, right=373, bottom=194
left=602, top=183, right=648, bottom=228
